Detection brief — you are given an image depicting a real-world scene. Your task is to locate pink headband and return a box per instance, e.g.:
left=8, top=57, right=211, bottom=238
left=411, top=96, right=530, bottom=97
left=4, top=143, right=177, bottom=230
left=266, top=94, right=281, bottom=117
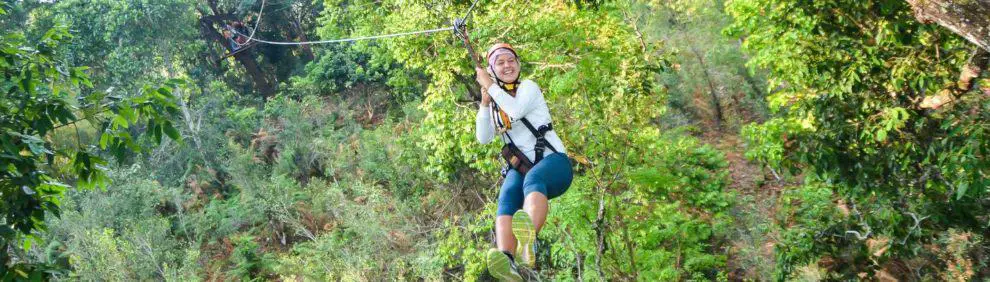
left=488, top=48, right=516, bottom=67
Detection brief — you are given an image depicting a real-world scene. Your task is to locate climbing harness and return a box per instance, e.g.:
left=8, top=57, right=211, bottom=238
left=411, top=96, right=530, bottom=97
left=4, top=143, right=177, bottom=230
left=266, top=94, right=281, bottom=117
left=497, top=114, right=559, bottom=176
left=465, top=40, right=559, bottom=173
left=520, top=118, right=558, bottom=164
left=451, top=2, right=559, bottom=173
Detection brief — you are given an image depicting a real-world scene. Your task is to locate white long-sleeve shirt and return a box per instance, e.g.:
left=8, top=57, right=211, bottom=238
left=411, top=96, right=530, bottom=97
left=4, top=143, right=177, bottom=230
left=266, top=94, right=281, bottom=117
left=476, top=79, right=566, bottom=162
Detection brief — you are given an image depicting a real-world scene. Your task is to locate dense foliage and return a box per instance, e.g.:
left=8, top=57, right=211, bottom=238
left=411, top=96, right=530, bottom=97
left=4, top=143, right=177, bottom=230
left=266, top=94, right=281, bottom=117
left=2, top=0, right=988, bottom=280
left=0, top=9, right=181, bottom=279
left=729, top=0, right=990, bottom=279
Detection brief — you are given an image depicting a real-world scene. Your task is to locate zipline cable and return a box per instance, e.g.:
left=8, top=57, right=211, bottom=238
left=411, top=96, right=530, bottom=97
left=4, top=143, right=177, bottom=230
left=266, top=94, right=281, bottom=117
left=228, top=0, right=483, bottom=46
left=231, top=26, right=455, bottom=46
left=235, top=0, right=389, bottom=46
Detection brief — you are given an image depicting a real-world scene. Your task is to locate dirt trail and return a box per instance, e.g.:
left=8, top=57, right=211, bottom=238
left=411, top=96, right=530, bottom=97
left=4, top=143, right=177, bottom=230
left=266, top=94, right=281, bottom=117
left=702, top=132, right=783, bottom=280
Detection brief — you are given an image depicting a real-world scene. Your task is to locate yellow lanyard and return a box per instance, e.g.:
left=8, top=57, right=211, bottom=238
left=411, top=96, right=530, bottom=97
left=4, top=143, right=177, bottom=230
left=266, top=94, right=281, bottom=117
left=491, top=84, right=517, bottom=134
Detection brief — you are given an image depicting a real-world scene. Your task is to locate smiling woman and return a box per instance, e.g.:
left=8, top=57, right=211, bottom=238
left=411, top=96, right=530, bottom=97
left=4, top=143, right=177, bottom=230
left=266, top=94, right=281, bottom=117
left=474, top=43, right=573, bottom=279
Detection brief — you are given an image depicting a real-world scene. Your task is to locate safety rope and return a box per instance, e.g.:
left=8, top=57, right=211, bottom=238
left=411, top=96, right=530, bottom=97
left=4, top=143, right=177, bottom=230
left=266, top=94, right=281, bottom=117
left=244, top=0, right=265, bottom=43
left=461, top=0, right=483, bottom=26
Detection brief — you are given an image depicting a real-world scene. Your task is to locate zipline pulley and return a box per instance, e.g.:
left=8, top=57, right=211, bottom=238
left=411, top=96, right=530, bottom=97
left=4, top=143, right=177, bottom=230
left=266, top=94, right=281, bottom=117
left=453, top=18, right=483, bottom=69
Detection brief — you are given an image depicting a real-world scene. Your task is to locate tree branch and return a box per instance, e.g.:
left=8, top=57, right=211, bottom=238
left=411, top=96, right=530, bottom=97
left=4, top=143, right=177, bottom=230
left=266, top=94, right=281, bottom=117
left=907, top=0, right=990, bottom=52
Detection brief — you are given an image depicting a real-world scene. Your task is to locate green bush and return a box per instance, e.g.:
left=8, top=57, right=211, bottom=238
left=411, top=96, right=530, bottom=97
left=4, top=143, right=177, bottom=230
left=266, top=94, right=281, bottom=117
left=41, top=173, right=195, bottom=280
left=772, top=183, right=845, bottom=279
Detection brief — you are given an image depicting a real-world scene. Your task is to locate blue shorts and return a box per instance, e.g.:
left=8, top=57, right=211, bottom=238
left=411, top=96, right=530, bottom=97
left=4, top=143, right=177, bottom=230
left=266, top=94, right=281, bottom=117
left=497, top=153, right=574, bottom=216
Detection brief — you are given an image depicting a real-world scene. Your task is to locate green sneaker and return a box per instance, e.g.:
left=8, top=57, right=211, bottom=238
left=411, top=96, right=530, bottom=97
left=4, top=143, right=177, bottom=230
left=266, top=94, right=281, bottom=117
left=486, top=248, right=523, bottom=282
left=512, top=211, right=536, bottom=268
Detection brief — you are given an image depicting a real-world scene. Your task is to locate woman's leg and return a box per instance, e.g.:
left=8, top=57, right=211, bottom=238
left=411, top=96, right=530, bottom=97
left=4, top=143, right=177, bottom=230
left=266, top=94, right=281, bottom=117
left=523, top=193, right=548, bottom=232
left=522, top=153, right=574, bottom=233
left=516, top=153, right=573, bottom=267
left=489, top=171, right=525, bottom=280
left=495, top=216, right=515, bottom=254
left=496, top=169, right=525, bottom=254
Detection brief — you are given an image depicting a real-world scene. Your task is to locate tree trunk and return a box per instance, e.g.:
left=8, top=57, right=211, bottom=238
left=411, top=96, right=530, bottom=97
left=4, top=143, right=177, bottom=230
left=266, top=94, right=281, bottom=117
left=291, top=16, right=315, bottom=62
left=233, top=47, right=276, bottom=98
left=453, top=71, right=481, bottom=102
left=907, top=0, right=990, bottom=51
left=594, top=189, right=606, bottom=279
left=198, top=2, right=276, bottom=99
left=690, top=46, right=724, bottom=130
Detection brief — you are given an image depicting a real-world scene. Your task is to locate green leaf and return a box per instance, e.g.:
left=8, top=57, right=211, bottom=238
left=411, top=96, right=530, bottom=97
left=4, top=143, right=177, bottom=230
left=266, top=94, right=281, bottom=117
left=20, top=67, right=34, bottom=95
left=22, top=235, right=32, bottom=251
left=119, top=106, right=137, bottom=123
left=112, top=115, right=129, bottom=129
left=26, top=141, right=49, bottom=156
left=166, top=78, right=185, bottom=85
left=99, top=132, right=111, bottom=149
left=0, top=135, right=18, bottom=155
left=149, top=122, right=162, bottom=143
left=162, top=122, right=181, bottom=141
left=956, top=182, right=969, bottom=200
left=157, top=87, right=173, bottom=98
left=81, top=76, right=93, bottom=88
left=43, top=201, right=60, bottom=218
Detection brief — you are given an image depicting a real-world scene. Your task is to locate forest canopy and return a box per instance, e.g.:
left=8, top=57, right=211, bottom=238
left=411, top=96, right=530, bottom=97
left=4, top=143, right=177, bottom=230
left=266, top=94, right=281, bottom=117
left=1, top=0, right=989, bottom=280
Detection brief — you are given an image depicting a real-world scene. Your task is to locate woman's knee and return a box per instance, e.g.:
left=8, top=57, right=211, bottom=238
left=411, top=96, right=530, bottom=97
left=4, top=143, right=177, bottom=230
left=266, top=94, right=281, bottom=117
left=524, top=153, right=572, bottom=198
left=497, top=190, right=523, bottom=215
left=497, top=200, right=522, bottom=216
left=497, top=170, right=525, bottom=216
left=495, top=215, right=514, bottom=227
left=522, top=182, right=548, bottom=199
left=523, top=191, right=548, bottom=207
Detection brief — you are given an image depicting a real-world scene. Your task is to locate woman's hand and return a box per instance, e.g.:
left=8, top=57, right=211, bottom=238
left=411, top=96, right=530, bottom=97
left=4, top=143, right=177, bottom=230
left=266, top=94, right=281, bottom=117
left=475, top=67, right=494, bottom=90
left=480, top=87, right=492, bottom=106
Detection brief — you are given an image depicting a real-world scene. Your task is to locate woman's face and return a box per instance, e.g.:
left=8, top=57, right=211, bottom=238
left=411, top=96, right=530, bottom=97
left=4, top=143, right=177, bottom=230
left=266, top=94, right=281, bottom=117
left=492, top=54, right=520, bottom=83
